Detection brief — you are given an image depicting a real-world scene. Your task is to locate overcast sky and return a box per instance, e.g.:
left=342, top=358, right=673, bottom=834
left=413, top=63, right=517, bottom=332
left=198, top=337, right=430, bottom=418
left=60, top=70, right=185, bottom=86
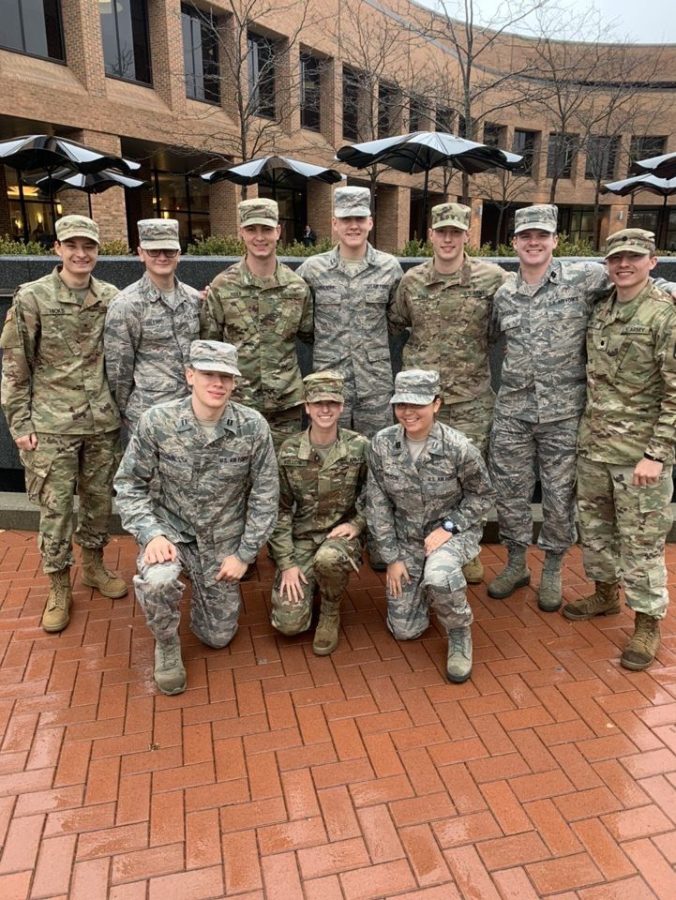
left=421, top=0, right=674, bottom=44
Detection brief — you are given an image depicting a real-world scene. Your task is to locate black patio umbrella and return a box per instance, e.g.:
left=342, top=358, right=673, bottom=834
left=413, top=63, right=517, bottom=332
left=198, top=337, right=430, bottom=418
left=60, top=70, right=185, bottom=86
left=31, top=168, right=147, bottom=218
left=336, top=131, right=522, bottom=237
left=201, top=155, right=345, bottom=198
left=630, top=151, right=676, bottom=180
left=0, top=134, right=141, bottom=241
left=602, top=174, right=676, bottom=248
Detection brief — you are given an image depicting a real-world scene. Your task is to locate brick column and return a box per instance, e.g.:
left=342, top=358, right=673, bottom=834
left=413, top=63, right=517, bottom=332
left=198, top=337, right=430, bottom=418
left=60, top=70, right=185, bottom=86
left=59, top=0, right=107, bottom=95
left=468, top=197, right=483, bottom=249
left=147, top=0, right=187, bottom=114
left=209, top=181, right=240, bottom=237
left=306, top=182, right=333, bottom=244
left=374, top=184, right=410, bottom=253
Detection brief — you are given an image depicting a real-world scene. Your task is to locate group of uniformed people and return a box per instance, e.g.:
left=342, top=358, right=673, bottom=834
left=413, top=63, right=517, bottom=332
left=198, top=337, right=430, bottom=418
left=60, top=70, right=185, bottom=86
left=1, top=184, right=674, bottom=696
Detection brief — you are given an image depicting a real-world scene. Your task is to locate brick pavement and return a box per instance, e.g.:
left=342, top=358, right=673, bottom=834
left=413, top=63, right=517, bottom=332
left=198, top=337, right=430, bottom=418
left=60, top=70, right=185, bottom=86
left=1, top=530, right=676, bottom=898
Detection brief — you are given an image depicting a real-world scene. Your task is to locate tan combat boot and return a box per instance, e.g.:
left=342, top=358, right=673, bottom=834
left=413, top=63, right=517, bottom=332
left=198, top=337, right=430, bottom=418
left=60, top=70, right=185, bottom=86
left=462, top=554, right=484, bottom=584
left=81, top=548, right=128, bottom=599
left=313, top=599, right=341, bottom=656
left=538, top=552, right=564, bottom=613
left=42, top=569, right=72, bottom=633
left=621, top=612, right=660, bottom=671
left=562, top=582, right=620, bottom=621
left=487, top=547, right=530, bottom=599
left=446, top=626, right=473, bottom=683
left=154, top=635, right=187, bottom=695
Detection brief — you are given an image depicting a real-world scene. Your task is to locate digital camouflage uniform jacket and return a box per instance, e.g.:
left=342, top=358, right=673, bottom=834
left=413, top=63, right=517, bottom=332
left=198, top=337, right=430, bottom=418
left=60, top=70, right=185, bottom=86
left=391, top=255, right=508, bottom=403
left=297, top=244, right=403, bottom=403
left=114, top=396, right=279, bottom=585
left=0, top=267, right=120, bottom=439
left=268, top=427, right=369, bottom=570
left=104, top=271, right=200, bottom=427
left=367, top=422, right=495, bottom=564
left=579, top=281, right=676, bottom=466
left=200, top=258, right=312, bottom=412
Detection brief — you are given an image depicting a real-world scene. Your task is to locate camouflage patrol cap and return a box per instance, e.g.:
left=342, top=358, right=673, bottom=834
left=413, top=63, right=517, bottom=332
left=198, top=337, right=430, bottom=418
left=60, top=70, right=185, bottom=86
left=431, top=202, right=470, bottom=231
left=137, top=218, right=181, bottom=251
left=334, top=186, right=371, bottom=218
left=55, top=215, right=100, bottom=244
left=604, top=228, right=656, bottom=258
left=189, top=340, right=241, bottom=376
left=239, top=198, right=279, bottom=228
left=514, top=204, right=558, bottom=235
left=304, top=371, right=344, bottom=403
left=391, top=369, right=441, bottom=405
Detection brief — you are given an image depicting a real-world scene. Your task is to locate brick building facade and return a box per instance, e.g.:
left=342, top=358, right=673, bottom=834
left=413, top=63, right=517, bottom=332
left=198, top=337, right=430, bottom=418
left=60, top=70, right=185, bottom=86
left=0, top=0, right=674, bottom=251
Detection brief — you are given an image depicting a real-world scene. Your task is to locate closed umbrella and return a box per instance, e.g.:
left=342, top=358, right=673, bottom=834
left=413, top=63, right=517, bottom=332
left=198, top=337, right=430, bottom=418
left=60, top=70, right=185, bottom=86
left=630, top=151, right=676, bottom=180
left=602, top=174, right=676, bottom=248
left=336, top=131, right=522, bottom=237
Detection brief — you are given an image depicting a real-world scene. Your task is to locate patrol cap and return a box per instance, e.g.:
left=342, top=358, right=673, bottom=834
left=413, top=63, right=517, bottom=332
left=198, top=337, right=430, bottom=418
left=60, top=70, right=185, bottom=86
left=304, top=371, right=344, bottom=403
left=239, top=198, right=279, bottom=228
left=55, top=215, right=100, bottom=244
left=431, top=202, right=470, bottom=231
left=391, top=369, right=440, bottom=405
left=604, top=228, right=656, bottom=258
left=514, top=204, right=558, bottom=235
left=138, top=218, right=181, bottom=251
left=189, top=340, right=241, bottom=376
left=334, top=186, right=371, bottom=218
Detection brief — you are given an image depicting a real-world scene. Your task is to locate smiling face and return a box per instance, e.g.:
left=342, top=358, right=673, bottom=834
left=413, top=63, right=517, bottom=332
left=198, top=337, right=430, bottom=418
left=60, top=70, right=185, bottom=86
left=54, top=237, right=99, bottom=285
left=240, top=223, right=281, bottom=262
left=332, top=215, right=372, bottom=255
left=186, top=368, right=235, bottom=417
left=512, top=229, right=558, bottom=270
left=305, top=399, right=343, bottom=433
left=394, top=398, right=441, bottom=440
left=606, top=250, right=657, bottom=300
left=429, top=225, right=468, bottom=270
left=138, top=247, right=180, bottom=281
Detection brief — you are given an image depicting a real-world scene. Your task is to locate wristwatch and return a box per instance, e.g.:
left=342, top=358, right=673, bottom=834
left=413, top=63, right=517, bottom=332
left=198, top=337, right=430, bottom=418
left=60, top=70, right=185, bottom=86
left=441, top=518, right=460, bottom=535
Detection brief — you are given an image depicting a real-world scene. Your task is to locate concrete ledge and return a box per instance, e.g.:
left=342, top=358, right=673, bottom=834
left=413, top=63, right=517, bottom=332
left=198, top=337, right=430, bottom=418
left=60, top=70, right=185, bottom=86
left=2, top=493, right=675, bottom=542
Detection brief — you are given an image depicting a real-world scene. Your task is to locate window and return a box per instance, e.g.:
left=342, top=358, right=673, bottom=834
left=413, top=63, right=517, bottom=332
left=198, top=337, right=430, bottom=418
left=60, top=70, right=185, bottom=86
left=483, top=122, right=506, bottom=149
left=546, top=133, right=578, bottom=179
left=435, top=106, right=454, bottom=134
left=343, top=66, right=361, bottom=141
left=151, top=170, right=210, bottom=247
left=513, top=129, right=538, bottom=177
left=629, top=135, right=667, bottom=173
left=409, top=96, right=426, bottom=133
left=248, top=31, right=276, bottom=119
left=585, top=135, right=619, bottom=180
left=300, top=53, right=321, bottom=132
left=378, top=82, right=399, bottom=139
left=1, top=0, right=64, bottom=60
left=557, top=206, right=596, bottom=244
left=457, top=115, right=467, bottom=138
left=181, top=4, right=220, bottom=104
left=100, top=0, right=151, bottom=84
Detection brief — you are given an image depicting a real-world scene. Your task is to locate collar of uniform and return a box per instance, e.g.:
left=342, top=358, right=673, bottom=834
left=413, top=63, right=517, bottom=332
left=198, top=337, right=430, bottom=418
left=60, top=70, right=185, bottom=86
left=173, top=396, right=238, bottom=439
left=327, top=241, right=377, bottom=270
left=425, top=421, right=446, bottom=455
left=610, top=282, right=653, bottom=322
left=52, top=266, right=101, bottom=307
left=140, top=271, right=186, bottom=305
left=240, top=256, right=285, bottom=287
left=426, top=254, right=472, bottom=287
left=515, top=258, right=559, bottom=292
left=298, top=427, right=348, bottom=462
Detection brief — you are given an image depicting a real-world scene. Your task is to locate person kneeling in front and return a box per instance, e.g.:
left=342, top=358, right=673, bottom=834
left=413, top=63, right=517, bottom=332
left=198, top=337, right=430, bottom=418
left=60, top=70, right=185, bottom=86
left=114, top=340, right=278, bottom=694
left=367, top=369, right=494, bottom=682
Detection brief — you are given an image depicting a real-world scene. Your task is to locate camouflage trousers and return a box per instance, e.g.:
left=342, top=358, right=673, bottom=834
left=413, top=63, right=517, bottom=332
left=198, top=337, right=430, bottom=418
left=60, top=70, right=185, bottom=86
left=387, top=528, right=481, bottom=640
left=271, top=535, right=362, bottom=635
left=489, top=413, right=579, bottom=554
left=437, top=390, right=495, bottom=458
left=577, top=456, right=672, bottom=619
left=20, top=430, right=120, bottom=574
left=134, top=542, right=241, bottom=647
left=339, top=394, right=393, bottom=439
left=263, top=404, right=304, bottom=453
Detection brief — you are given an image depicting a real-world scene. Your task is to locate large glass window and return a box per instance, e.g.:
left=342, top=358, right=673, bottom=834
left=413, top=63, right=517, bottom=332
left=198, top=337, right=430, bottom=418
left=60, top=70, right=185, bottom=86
left=547, top=132, right=578, bottom=179
left=300, top=53, right=321, bottom=132
left=248, top=31, right=276, bottom=119
left=151, top=170, right=210, bottom=247
left=378, top=82, right=399, bottom=139
left=1, top=0, right=64, bottom=60
left=483, top=122, right=506, bottom=149
left=4, top=167, right=60, bottom=244
left=100, top=0, right=151, bottom=84
left=435, top=106, right=454, bottom=134
left=181, top=3, right=220, bottom=104
left=585, top=135, right=619, bottom=181
left=342, top=66, right=361, bottom=141
left=513, top=129, right=538, bottom=177
left=557, top=206, right=596, bottom=243
left=408, top=96, right=426, bottom=133
left=629, top=135, right=667, bottom=174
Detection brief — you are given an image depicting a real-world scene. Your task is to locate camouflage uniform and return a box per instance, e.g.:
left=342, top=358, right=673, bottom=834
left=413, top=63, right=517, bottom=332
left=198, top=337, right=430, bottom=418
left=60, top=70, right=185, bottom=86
left=367, top=371, right=494, bottom=640
left=297, top=187, right=403, bottom=438
left=391, top=204, right=507, bottom=455
left=268, top=373, right=368, bottom=636
left=201, top=199, right=312, bottom=451
left=114, top=343, right=279, bottom=647
left=0, top=222, right=120, bottom=574
left=577, top=271, right=676, bottom=620
left=104, top=219, right=200, bottom=431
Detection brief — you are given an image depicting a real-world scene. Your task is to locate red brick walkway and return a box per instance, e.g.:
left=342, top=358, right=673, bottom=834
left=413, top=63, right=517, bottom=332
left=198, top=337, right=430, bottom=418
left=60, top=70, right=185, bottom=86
left=1, top=531, right=676, bottom=898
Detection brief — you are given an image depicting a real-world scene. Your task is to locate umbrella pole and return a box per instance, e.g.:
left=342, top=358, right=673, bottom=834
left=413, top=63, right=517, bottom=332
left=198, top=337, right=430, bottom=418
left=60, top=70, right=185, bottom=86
left=419, top=169, right=429, bottom=243
left=88, top=193, right=93, bottom=218
left=16, top=169, right=29, bottom=243
left=661, top=194, right=668, bottom=250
